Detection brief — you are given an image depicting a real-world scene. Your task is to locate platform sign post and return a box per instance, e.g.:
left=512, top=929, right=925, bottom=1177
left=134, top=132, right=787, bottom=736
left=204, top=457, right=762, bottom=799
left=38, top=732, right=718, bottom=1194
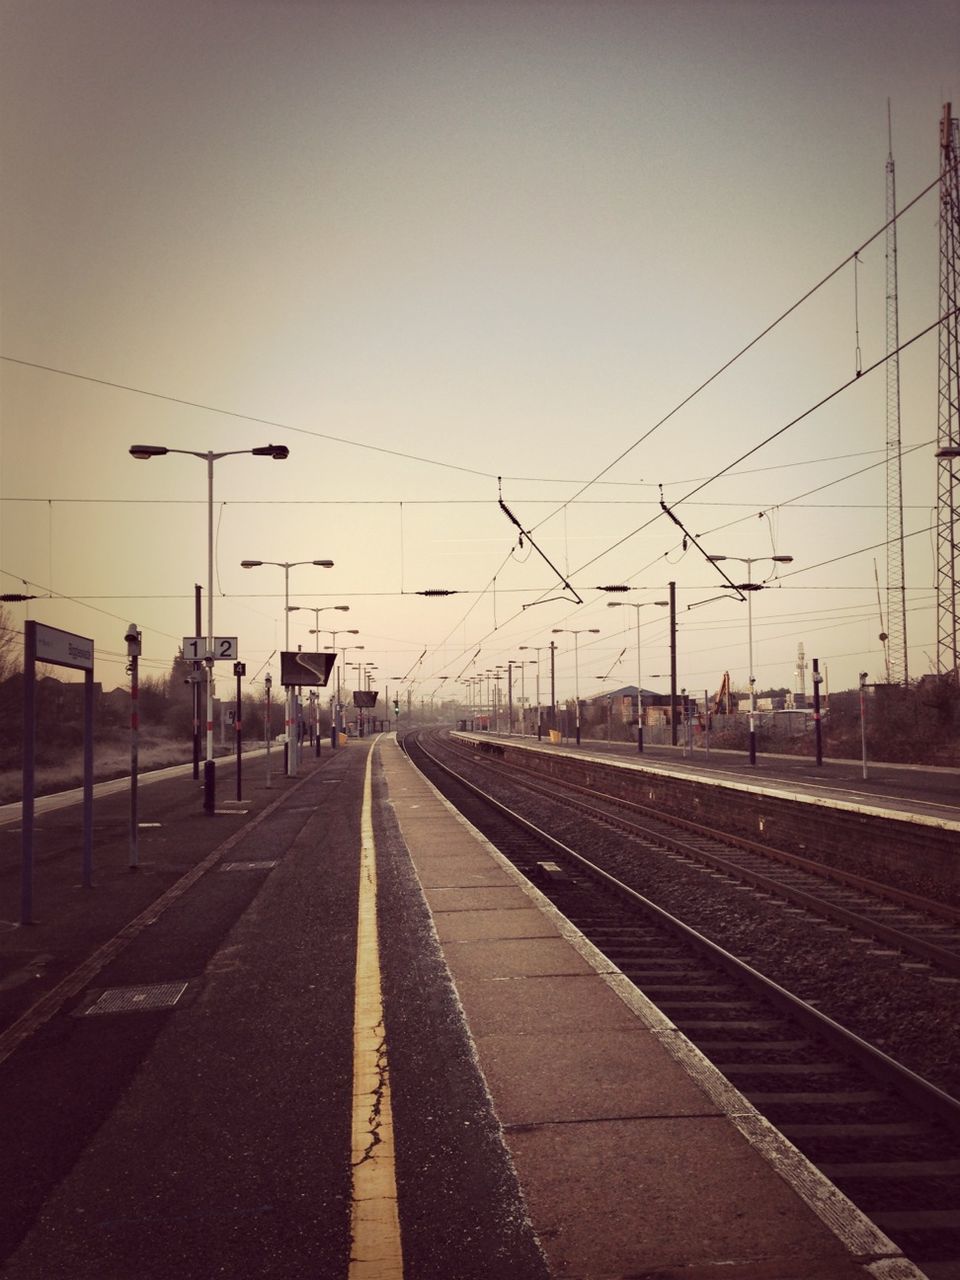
left=234, top=662, right=245, bottom=800
left=21, top=621, right=95, bottom=923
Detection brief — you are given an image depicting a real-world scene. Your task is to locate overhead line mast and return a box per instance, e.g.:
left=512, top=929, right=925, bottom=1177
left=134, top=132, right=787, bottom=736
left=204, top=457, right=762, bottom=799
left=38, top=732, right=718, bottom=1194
left=936, top=102, right=960, bottom=680
left=885, top=101, right=908, bottom=685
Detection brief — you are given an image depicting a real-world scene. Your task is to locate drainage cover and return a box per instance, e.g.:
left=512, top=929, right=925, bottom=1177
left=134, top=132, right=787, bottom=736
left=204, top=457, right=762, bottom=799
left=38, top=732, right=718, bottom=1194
left=81, top=981, right=188, bottom=1016
left=221, top=860, right=278, bottom=872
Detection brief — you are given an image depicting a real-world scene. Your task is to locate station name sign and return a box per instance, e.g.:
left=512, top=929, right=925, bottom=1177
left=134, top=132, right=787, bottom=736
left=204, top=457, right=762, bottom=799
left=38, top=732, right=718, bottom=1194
left=34, top=622, right=94, bottom=671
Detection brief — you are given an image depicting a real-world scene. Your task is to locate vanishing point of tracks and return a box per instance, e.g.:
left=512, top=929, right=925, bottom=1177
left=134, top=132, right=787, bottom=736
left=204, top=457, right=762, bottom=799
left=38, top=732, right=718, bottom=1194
left=404, top=729, right=960, bottom=1279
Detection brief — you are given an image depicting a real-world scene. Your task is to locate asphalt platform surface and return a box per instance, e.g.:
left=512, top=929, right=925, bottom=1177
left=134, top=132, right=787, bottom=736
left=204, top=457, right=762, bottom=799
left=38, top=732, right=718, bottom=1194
left=0, top=742, right=547, bottom=1279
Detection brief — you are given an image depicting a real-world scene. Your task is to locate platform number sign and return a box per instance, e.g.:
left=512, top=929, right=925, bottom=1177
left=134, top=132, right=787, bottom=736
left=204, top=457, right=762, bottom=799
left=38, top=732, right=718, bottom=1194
left=182, top=636, right=238, bottom=661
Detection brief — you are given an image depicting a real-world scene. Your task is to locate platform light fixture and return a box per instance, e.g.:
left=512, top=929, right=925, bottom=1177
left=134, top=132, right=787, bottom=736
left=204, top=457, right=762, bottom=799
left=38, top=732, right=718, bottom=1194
left=129, top=441, right=289, bottom=812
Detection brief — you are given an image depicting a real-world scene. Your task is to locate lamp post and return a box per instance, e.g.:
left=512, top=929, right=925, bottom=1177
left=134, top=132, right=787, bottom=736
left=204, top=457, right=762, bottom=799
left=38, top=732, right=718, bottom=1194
left=264, top=672, right=273, bottom=787
left=707, top=554, right=793, bottom=765
left=130, top=441, right=288, bottom=812
left=606, top=600, right=669, bottom=752
left=315, top=632, right=361, bottom=744
left=288, top=604, right=350, bottom=648
left=505, top=660, right=522, bottom=734
left=519, top=646, right=546, bottom=738
left=289, top=605, right=349, bottom=752
left=551, top=628, right=600, bottom=745
left=240, top=558, right=334, bottom=775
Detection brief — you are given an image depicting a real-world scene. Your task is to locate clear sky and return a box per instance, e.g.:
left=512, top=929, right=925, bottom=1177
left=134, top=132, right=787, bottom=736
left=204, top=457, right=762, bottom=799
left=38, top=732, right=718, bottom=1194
left=2, top=0, right=957, bottom=709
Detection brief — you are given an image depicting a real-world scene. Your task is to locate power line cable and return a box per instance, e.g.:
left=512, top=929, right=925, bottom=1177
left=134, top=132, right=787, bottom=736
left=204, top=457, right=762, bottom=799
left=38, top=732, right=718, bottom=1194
left=526, top=169, right=946, bottom=534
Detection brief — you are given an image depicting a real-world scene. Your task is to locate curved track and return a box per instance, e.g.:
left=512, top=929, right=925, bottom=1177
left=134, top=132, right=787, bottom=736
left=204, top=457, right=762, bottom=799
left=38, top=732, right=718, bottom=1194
left=404, top=728, right=960, bottom=1278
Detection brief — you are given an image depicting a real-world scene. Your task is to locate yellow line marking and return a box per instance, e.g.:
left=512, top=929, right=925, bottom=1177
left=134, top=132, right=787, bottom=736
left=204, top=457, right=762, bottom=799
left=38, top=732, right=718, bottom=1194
left=349, top=740, right=403, bottom=1278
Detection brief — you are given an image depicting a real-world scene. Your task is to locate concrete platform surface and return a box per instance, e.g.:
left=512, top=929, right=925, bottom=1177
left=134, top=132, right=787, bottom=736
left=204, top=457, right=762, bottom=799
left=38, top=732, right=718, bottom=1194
left=380, top=736, right=923, bottom=1280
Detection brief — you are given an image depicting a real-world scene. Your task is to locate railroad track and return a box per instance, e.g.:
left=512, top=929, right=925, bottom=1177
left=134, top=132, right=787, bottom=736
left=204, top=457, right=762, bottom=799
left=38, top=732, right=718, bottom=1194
left=437, top=731, right=960, bottom=979
left=403, top=729, right=960, bottom=1279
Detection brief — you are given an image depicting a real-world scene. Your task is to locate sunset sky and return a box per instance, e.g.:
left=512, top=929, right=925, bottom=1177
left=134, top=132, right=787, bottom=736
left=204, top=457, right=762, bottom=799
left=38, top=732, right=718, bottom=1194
left=2, top=0, right=957, bottom=710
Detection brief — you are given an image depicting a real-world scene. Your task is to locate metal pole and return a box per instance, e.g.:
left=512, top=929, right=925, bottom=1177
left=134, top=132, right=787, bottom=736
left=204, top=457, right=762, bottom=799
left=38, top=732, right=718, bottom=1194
left=265, top=676, right=273, bottom=787
left=507, top=663, right=514, bottom=734
left=235, top=665, right=243, bottom=801
left=635, top=609, right=643, bottom=753
left=83, top=669, right=93, bottom=887
left=284, top=565, right=294, bottom=776
left=859, top=673, right=869, bottom=780
left=193, top=583, right=201, bottom=780
left=334, top=648, right=342, bottom=747
left=747, top=559, right=757, bottom=766
left=669, top=581, right=678, bottom=746
left=535, top=653, right=542, bottom=739
left=204, top=455, right=216, bottom=812
left=21, top=621, right=36, bottom=924
left=574, top=632, right=581, bottom=745
left=704, top=688, right=710, bottom=757
left=812, top=657, right=823, bottom=766
left=130, top=648, right=139, bottom=868
left=549, top=641, right=556, bottom=730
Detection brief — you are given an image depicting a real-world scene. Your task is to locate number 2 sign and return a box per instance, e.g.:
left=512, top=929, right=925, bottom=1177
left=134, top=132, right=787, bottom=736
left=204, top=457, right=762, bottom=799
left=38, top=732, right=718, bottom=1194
left=182, top=636, right=238, bottom=661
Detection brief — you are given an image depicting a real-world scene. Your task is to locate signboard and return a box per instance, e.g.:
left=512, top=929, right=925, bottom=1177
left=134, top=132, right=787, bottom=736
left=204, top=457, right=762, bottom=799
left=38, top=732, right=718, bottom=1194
left=35, top=623, right=94, bottom=671
left=182, top=636, right=238, bottom=661
left=353, top=690, right=378, bottom=708
left=280, top=650, right=337, bottom=687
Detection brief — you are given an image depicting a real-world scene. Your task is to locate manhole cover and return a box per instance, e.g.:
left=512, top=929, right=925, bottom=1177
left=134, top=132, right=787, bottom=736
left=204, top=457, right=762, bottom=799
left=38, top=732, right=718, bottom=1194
left=81, top=982, right=188, bottom=1016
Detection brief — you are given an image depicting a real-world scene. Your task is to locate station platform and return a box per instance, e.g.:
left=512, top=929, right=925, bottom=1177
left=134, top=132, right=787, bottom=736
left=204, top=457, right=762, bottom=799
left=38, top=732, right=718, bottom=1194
left=0, top=736, right=927, bottom=1278
left=454, top=731, right=960, bottom=829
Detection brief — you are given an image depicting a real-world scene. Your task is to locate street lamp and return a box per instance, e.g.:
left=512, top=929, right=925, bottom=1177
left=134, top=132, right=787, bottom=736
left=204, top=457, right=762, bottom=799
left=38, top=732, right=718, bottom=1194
left=606, top=600, right=669, bottom=753
left=551, top=628, right=600, bottom=745
left=130, top=441, right=288, bottom=812
left=314, top=629, right=360, bottom=745
left=288, top=604, right=350, bottom=649
left=707, top=554, right=793, bottom=765
left=240, top=558, right=334, bottom=775
left=518, top=646, right=547, bottom=738
left=286, top=608, right=348, bottom=749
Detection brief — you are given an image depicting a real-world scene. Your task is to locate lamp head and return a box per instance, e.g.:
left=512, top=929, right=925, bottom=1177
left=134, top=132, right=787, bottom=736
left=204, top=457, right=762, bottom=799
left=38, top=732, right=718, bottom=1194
left=250, top=444, right=289, bottom=460
left=312, top=560, right=334, bottom=567
left=334, top=605, right=350, bottom=612
left=129, top=444, right=168, bottom=460
left=240, top=560, right=262, bottom=568
left=771, top=555, right=793, bottom=563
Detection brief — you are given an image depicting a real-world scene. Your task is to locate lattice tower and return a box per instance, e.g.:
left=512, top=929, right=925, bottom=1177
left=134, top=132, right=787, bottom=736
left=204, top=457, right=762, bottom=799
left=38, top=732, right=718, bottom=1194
left=885, top=106, right=908, bottom=684
left=936, top=103, right=960, bottom=678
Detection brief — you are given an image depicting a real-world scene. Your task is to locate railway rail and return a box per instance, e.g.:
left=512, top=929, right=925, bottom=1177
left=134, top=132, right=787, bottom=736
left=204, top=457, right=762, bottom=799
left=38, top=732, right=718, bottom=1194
left=443, top=732, right=960, bottom=977
left=403, top=728, right=960, bottom=1279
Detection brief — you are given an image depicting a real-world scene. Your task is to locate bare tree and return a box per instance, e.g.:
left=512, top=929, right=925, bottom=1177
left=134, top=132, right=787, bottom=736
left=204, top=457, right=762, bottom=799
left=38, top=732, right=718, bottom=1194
left=0, top=605, right=20, bottom=683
